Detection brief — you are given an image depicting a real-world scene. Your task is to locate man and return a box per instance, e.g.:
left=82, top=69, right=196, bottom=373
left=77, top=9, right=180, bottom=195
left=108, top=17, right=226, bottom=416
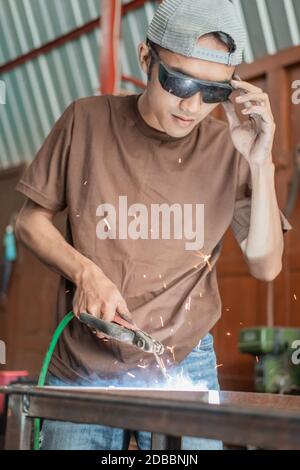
left=15, top=0, right=292, bottom=450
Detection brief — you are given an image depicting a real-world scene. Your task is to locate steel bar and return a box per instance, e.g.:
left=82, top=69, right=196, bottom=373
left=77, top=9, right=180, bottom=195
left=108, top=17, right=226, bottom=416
left=100, top=0, right=122, bottom=95
left=1, top=386, right=300, bottom=450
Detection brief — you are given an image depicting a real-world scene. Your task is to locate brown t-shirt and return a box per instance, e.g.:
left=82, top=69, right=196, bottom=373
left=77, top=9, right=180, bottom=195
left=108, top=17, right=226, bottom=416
left=15, top=94, right=292, bottom=383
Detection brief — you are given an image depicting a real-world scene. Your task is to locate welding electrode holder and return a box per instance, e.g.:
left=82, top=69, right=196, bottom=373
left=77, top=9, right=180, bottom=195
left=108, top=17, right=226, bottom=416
left=33, top=310, right=165, bottom=451
left=79, top=312, right=164, bottom=356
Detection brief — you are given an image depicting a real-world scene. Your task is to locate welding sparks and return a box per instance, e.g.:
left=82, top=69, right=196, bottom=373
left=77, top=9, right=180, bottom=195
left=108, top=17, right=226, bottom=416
left=160, top=316, right=164, bottom=327
left=167, top=345, right=176, bottom=361
left=154, top=353, right=168, bottom=381
left=99, top=365, right=210, bottom=392
left=193, top=250, right=212, bottom=271
left=185, top=296, right=191, bottom=311
left=159, top=369, right=209, bottom=391
left=215, top=364, right=223, bottom=369
left=137, top=364, right=147, bottom=369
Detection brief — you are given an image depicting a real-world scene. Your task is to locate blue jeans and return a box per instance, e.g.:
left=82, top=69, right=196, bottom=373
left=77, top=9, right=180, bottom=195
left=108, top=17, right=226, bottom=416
left=41, top=333, right=223, bottom=450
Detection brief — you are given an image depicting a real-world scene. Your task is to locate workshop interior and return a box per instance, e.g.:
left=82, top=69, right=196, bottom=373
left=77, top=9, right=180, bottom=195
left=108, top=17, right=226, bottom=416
left=0, top=0, right=300, bottom=453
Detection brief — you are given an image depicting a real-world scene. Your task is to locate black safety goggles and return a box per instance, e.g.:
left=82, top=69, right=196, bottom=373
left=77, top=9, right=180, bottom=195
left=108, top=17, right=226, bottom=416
left=149, top=42, right=234, bottom=103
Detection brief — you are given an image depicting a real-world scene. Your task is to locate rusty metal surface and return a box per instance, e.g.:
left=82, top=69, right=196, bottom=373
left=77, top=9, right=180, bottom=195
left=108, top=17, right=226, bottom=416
left=2, top=386, right=300, bottom=449
left=4, top=394, right=33, bottom=450
left=40, top=387, right=300, bottom=412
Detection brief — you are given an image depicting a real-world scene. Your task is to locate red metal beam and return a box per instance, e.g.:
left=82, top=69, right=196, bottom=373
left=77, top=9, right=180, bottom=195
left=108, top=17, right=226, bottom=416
left=122, top=0, right=159, bottom=14
left=122, top=75, right=146, bottom=89
left=0, top=19, right=101, bottom=74
left=100, top=0, right=122, bottom=95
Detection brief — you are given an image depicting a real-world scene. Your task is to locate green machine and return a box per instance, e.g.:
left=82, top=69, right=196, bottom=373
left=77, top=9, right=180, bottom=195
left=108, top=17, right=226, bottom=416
left=239, top=327, right=300, bottom=394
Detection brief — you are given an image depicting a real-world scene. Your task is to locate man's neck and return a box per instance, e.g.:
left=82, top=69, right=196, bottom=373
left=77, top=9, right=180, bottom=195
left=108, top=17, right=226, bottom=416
left=137, top=92, right=164, bottom=132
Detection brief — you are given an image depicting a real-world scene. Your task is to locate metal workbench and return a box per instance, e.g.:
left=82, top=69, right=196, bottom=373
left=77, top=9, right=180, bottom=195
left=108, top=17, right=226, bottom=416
left=1, top=385, right=300, bottom=450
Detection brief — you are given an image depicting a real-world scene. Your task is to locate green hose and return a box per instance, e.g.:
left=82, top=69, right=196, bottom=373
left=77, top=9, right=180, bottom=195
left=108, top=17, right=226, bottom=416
left=33, top=311, right=75, bottom=450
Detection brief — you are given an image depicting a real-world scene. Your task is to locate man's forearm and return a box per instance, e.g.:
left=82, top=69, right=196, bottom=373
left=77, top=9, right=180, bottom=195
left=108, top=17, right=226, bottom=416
left=16, top=213, right=100, bottom=285
left=244, top=158, right=284, bottom=278
left=15, top=206, right=131, bottom=322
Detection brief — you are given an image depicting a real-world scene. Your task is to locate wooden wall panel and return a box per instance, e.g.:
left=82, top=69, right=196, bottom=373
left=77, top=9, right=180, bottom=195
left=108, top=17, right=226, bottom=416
left=0, top=167, right=65, bottom=376
left=213, top=47, right=300, bottom=390
left=4, top=247, right=59, bottom=375
left=0, top=165, right=27, bottom=358
left=287, top=65, right=300, bottom=328
left=213, top=274, right=265, bottom=391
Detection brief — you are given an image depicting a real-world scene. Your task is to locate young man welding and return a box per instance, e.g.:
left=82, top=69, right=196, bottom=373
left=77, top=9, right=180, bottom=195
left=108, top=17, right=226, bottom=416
left=15, top=0, right=292, bottom=450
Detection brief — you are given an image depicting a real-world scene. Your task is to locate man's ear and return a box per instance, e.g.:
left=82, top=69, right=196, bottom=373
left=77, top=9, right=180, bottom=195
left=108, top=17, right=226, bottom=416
left=138, top=42, right=151, bottom=79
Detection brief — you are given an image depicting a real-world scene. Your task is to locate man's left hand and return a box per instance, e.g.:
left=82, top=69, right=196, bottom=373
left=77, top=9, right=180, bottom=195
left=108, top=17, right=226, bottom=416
left=222, top=78, right=276, bottom=165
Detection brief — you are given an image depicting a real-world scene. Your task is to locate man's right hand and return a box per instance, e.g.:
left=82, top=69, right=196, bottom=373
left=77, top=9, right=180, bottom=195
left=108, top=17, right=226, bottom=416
left=73, top=262, right=131, bottom=323
left=15, top=199, right=132, bottom=327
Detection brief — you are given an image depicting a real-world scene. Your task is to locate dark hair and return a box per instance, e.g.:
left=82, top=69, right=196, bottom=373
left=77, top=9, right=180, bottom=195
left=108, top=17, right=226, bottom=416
left=206, top=31, right=236, bottom=53
left=145, top=31, right=236, bottom=80
left=146, top=38, right=158, bottom=80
